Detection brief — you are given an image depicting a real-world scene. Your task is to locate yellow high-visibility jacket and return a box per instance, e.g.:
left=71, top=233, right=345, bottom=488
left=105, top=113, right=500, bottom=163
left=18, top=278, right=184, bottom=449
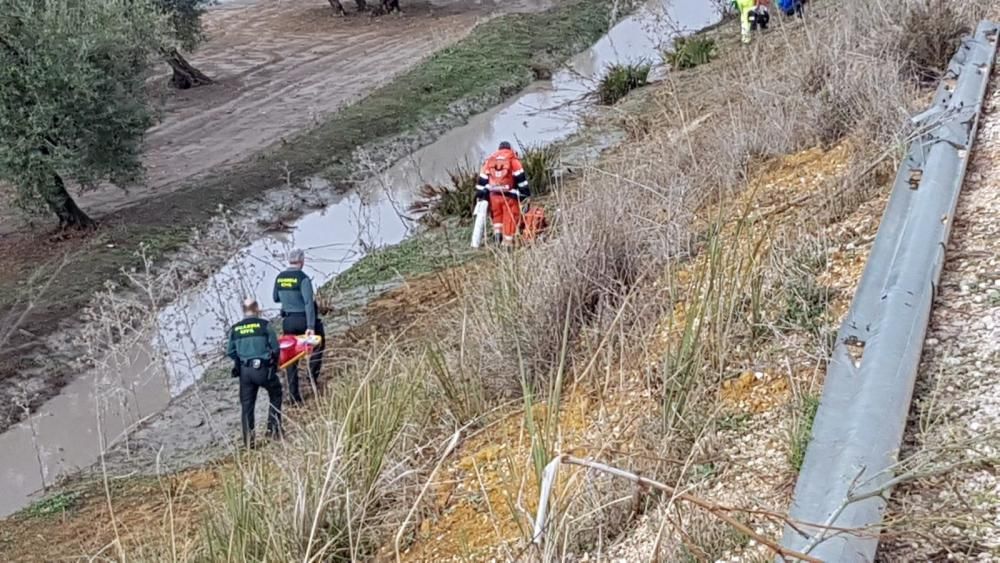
left=735, top=0, right=756, bottom=19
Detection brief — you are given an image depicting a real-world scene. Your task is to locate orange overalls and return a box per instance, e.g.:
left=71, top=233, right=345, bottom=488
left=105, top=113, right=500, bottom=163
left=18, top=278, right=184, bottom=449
left=477, top=148, right=530, bottom=244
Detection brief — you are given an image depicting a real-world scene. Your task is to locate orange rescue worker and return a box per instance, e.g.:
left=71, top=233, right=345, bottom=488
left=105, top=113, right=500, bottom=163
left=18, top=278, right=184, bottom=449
left=476, top=141, right=530, bottom=246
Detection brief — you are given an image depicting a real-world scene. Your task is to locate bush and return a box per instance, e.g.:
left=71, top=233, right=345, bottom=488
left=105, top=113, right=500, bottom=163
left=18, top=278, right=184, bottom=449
left=408, top=167, right=477, bottom=226
left=597, top=61, right=651, bottom=105
left=896, top=0, right=971, bottom=83
left=663, top=37, right=718, bottom=70
left=519, top=142, right=559, bottom=197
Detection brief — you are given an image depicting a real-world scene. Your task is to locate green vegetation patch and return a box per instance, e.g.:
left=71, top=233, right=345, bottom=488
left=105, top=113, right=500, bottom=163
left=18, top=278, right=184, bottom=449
left=597, top=61, right=652, bottom=105
left=23, top=491, right=80, bottom=518
left=664, top=36, right=718, bottom=70
left=321, top=223, right=480, bottom=294
left=788, top=393, right=821, bottom=473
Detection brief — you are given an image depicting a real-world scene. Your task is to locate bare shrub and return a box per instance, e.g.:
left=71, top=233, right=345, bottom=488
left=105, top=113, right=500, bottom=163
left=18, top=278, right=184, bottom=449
left=463, top=175, right=663, bottom=396
left=894, top=0, right=978, bottom=83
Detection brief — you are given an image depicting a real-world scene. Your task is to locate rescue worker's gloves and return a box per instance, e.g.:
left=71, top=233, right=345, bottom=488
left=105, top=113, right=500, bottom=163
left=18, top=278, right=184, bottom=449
left=231, top=359, right=240, bottom=378
left=475, top=188, right=489, bottom=201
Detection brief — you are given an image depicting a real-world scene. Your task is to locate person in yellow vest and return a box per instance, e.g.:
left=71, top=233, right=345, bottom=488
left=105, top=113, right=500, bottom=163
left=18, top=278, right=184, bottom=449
left=734, top=0, right=757, bottom=44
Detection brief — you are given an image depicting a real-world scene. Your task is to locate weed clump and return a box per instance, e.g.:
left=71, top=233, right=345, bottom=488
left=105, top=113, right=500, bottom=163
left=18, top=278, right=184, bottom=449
left=24, top=491, right=80, bottom=518
left=597, top=61, right=651, bottom=105
left=788, top=394, right=821, bottom=472
left=519, top=142, right=559, bottom=197
left=409, top=168, right=478, bottom=226
left=664, top=37, right=717, bottom=70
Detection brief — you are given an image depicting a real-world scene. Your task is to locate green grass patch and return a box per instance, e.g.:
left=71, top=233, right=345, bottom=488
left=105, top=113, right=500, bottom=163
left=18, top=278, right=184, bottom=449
left=23, top=491, right=80, bottom=518
left=597, top=61, right=651, bottom=105
left=663, top=36, right=718, bottom=70
left=788, top=394, right=821, bottom=473
left=321, top=222, right=480, bottom=294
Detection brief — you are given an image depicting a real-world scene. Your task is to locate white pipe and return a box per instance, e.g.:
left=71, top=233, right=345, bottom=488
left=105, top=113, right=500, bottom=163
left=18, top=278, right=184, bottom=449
left=470, top=200, right=489, bottom=248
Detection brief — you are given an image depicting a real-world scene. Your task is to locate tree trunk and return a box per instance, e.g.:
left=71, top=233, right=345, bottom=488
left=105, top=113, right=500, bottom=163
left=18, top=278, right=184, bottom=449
left=164, top=48, right=213, bottom=90
left=44, top=173, right=95, bottom=230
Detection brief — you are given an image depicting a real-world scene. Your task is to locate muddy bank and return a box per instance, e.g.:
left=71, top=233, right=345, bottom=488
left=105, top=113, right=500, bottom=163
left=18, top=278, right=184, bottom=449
left=90, top=280, right=398, bottom=478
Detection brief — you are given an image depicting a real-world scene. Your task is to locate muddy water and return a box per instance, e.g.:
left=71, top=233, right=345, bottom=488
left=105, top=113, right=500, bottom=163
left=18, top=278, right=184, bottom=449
left=0, top=0, right=720, bottom=517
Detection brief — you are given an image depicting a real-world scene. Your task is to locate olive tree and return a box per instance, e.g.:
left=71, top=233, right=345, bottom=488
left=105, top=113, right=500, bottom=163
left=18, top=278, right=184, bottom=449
left=328, top=0, right=400, bottom=16
left=0, top=0, right=165, bottom=228
left=159, top=0, right=213, bottom=89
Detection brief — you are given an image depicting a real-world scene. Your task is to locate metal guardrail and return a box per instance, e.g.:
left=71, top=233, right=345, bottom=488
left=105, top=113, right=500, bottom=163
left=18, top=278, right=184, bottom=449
left=779, top=20, right=1000, bottom=562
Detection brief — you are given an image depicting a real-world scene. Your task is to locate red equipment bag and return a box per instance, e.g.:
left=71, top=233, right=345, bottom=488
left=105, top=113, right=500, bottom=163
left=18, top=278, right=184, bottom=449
left=278, top=334, right=321, bottom=370
left=521, top=206, right=547, bottom=242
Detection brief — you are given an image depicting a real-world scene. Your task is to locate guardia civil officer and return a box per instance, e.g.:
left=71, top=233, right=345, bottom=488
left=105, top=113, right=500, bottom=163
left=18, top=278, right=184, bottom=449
left=226, top=298, right=282, bottom=448
left=273, top=249, right=326, bottom=405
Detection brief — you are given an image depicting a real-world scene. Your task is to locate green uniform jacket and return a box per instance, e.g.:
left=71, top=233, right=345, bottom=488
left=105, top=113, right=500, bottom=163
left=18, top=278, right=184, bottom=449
left=227, top=316, right=279, bottom=362
left=273, top=268, right=317, bottom=330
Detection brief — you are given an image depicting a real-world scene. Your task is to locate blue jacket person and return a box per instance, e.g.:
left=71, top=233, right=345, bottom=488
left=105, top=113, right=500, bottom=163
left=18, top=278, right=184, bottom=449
left=273, top=249, right=326, bottom=404
left=226, top=298, right=282, bottom=447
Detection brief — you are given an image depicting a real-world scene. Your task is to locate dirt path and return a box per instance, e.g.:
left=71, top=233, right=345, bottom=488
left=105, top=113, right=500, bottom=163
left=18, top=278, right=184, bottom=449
left=0, top=0, right=550, bottom=231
